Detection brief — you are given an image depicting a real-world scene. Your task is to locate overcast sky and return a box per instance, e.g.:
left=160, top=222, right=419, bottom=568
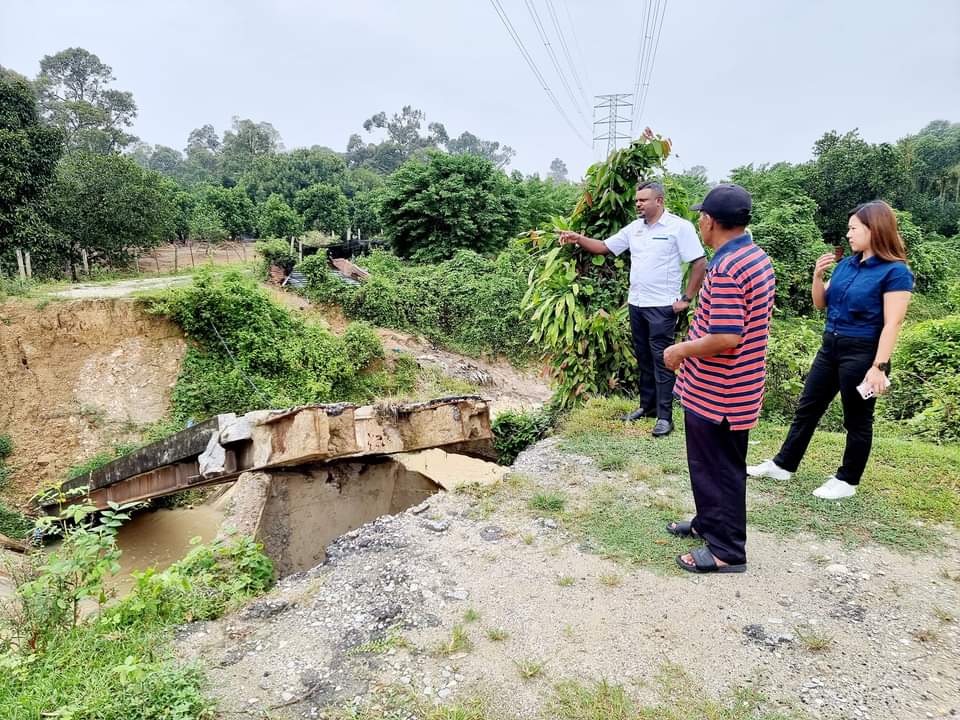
left=2, top=0, right=958, bottom=181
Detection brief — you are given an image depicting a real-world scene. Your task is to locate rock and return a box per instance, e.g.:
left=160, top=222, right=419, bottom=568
left=241, top=598, right=290, bottom=620
left=443, top=589, right=469, bottom=601
left=410, top=501, right=431, bottom=515
left=825, top=564, right=849, bottom=575
left=479, top=525, right=506, bottom=541
left=424, top=519, right=450, bottom=533
left=300, top=668, right=322, bottom=688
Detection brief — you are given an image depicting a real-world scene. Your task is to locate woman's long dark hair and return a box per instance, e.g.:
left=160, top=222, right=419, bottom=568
left=849, top=200, right=908, bottom=263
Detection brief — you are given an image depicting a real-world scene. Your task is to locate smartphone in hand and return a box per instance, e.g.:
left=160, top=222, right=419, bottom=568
left=833, top=245, right=844, bottom=262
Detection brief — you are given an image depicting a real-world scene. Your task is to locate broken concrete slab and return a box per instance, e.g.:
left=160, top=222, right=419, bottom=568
left=41, top=396, right=493, bottom=512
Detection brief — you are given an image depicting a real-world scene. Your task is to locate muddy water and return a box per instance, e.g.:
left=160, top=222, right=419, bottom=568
left=111, top=505, right=223, bottom=592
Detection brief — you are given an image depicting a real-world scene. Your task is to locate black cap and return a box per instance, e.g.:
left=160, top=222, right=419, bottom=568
left=691, top=183, right=752, bottom=226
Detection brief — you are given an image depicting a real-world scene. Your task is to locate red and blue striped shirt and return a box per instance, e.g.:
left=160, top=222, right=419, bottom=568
left=674, top=234, right=775, bottom=431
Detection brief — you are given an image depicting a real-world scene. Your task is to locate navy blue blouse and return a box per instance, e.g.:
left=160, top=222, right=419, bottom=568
left=824, top=254, right=914, bottom=339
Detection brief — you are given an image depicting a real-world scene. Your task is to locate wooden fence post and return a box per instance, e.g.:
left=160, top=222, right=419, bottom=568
left=24, top=252, right=32, bottom=279
left=174, top=243, right=178, bottom=272
left=81, top=249, right=89, bottom=275
left=298, top=238, right=303, bottom=263
left=14, top=248, right=25, bottom=280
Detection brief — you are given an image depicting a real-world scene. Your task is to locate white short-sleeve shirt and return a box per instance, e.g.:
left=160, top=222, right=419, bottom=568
left=603, top=210, right=705, bottom=308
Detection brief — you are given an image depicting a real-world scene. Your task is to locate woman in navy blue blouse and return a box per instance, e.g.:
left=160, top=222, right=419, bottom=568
left=748, top=201, right=914, bottom=499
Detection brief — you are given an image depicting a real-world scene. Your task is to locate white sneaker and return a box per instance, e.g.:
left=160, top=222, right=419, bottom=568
left=746, top=459, right=792, bottom=481
left=812, top=476, right=857, bottom=500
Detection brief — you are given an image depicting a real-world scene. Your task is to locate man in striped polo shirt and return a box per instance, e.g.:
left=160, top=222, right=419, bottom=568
left=662, top=184, right=775, bottom=574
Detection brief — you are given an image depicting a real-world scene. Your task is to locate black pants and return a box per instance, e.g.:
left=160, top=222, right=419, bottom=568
left=685, top=411, right=749, bottom=565
left=628, top=304, right=677, bottom=420
left=773, top=333, right=878, bottom=485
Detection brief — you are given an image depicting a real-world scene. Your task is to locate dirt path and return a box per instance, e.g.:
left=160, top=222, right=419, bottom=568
left=48, top=275, right=195, bottom=299
left=176, top=436, right=960, bottom=719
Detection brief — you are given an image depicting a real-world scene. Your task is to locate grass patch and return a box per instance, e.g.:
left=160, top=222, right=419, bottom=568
left=556, top=575, right=575, bottom=587
left=348, top=627, right=411, bottom=656
left=515, top=659, right=544, bottom=680
left=0, top=625, right=213, bottom=720
left=463, top=608, right=480, bottom=623
left=434, top=625, right=473, bottom=657
left=933, top=606, right=955, bottom=623
left=486, top=628, right=508, bottom=641
left=548, top=666, right=804, bottom=720
left=793, top=625, right=833, bottom=652
left=573, top=484, right=690, bottom=574
left=598, top=574, right=622, bottom=587
left=529, top=491, right=566, bottom=513
left=559, top=398, right=960, bottom=554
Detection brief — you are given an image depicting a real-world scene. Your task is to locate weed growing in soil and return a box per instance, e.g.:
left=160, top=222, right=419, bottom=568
left=515, top=659, right=544, bottom=680
left=529, top=491, right=566, bottom=513
left=434, top=625, right=473, bottom=657
left=793, top=625, right=834, bottom=652
left=486, top=628, right=508, bottom=641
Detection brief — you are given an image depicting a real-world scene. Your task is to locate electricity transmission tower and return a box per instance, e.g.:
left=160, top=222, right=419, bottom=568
left=593, top=94, right=633, bottom=156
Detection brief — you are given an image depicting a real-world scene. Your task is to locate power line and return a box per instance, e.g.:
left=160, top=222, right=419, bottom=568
left=522, top=0, right=591, bottom=132
left=560, top=0, right=592, bottom=96
left=488, top=0, right=591, bottom=147
left=630, top=0, right=654, bottom=134
left=543, top=0, right=591, bottom=113
left=634, top=0, right=668, bottom=129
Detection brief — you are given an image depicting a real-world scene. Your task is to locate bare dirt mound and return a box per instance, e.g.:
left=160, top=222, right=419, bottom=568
left=0, top=298, right=185, bottom=504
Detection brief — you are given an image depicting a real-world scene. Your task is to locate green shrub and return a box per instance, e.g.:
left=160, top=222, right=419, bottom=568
left=761, top=318, right=843, bottom=431
left=106, top=535, right=273, bottom=627
left=296, top=250, right=349, bottom=304
left=907, top=374, right=960, bottom=443
left=148, top=269, right=399, bottom=421
left=338, top=247, right=533, bottom=361
left=342, top=321, right=384, bottom=371
left=0, top=433, right=12, bottom=459
left=887, top=316, right=960, bottom=419
left=492, top=408, right=554, bottom=465
left=255, top=238, right=297, bottom=274
left=0, top=501, right=32, bottom=539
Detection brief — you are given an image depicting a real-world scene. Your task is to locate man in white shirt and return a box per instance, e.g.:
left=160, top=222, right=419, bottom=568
left=559, top=181, right=707, bottom=436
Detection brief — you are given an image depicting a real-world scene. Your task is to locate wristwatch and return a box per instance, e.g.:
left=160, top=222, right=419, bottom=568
left=873, top=360, right=891, bottom=375
left=679, top=294, right=691, bottom=303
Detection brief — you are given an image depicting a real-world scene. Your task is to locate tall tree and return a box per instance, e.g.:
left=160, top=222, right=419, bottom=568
left=548, top=158, right=568, bottom=183
left=0, top=67, right=65, bottom=277
left=240, top=147, right=345, bottom=204
left=446, top=131, right=515, bottom=169
left=257, top=194, right=302, bottom=238
left=48, top=152, right=176, bottom=277
left=379, top=151, right=520, bottom=262
left=220, top=117, right=282, bottom=184
left=294, top=183, right=349, bottom=237
left=35, top=48, right=137, bottom=153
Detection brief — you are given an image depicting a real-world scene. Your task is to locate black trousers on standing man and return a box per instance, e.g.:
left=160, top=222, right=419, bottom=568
left=685, top=411, right=749, bottom=565
left=628, top=304, right=677, bottom=421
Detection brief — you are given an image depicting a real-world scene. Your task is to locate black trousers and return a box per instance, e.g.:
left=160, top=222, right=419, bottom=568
left=773, top=333, right=878, bottom=485
left=628, top=304, right=677, bottom=420
left=685, top=411, right=750, bottom=565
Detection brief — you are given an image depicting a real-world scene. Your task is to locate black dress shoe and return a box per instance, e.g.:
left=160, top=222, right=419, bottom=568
left=621, top=407, right=657, bottom=422
left=652, top=419, right=674, bottom=437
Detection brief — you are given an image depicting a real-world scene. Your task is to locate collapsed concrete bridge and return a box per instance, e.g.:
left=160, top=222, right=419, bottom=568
left=39, top=397, right=498, bottom=574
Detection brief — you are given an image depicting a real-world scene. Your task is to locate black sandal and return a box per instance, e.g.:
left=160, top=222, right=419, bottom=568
left=676, top=546, right=747, bottom=574
left=665, top=520, right=699, bottom=538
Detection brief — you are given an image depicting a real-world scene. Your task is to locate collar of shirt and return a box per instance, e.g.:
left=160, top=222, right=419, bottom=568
left=707, top=233, right=751, bottom=269
left=640, top=210, right=674, bottom=231
left=854, top=252, right=883, bottom=267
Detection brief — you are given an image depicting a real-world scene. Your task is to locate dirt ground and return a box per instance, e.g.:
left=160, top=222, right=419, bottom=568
left=177, top=436, right=960, bottom=720
left=0, top=298, right=185, bottom=503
